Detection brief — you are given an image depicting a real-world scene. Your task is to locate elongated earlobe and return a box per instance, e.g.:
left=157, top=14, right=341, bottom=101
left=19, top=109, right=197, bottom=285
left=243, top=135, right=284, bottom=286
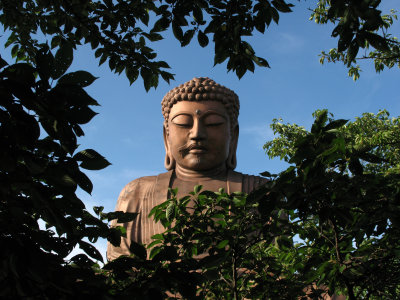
left=163, top=125, right=175, bottom=170
left=164, top=153, right=175, bottom=170
left=226, top=151, right=237, bottom=170
left=226, top=125, right=239, bottom=170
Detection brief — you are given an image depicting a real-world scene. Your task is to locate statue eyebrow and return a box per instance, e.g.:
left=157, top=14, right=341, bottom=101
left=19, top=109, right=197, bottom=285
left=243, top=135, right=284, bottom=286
left=200, top=110, right=228, bottom=120
left=170, top=112, right=193, bottom=121
left=170, top=114, right=193, bottom=123
left=169, top=110, right=227, bottom=120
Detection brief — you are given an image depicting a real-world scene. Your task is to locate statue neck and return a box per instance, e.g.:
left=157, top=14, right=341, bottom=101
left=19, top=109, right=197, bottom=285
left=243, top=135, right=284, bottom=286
left=174, top=164, right=228, bottom=182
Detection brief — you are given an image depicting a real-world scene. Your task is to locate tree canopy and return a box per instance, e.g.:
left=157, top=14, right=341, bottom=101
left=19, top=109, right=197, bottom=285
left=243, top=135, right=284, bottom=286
left=1, top=0, right=398, bottom=87
left=311, top=0, right=399, bottom=80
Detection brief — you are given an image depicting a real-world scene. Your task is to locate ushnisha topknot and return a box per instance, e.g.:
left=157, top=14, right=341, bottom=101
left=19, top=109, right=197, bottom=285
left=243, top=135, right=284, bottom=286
left=161, top=77, right=240, bottom=130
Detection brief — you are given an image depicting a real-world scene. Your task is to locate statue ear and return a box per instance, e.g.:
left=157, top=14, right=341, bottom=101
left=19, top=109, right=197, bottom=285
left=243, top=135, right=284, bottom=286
left=163, top=125, right=175, bottom=170
left=227, top=124, right=239, bottom=170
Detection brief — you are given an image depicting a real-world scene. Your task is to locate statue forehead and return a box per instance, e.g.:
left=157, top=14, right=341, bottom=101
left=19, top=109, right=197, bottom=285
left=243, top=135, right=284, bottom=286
left=168, top=100, right=229, bottom=118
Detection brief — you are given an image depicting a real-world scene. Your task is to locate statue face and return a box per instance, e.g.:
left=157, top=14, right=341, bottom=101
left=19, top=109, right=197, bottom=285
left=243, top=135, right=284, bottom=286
left=165, top=101, right=238, bottom=172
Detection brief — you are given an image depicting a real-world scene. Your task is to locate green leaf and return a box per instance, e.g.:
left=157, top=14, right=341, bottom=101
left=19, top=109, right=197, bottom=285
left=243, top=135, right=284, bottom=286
left=194, top=185, right=203, bottom=194
left=191, top=244, right=198, bottom=256
left=35, top=47, right=54, bottom=81
left=3, top=63, right=36, bottom=87
left=233, top=196, right=245, bottom=206
left=140, top=11, right=149, bottom=26
left=149, top=32, right=163, bottom=41
left=166, top=202, right=176, bottom=222
left=151, top=17, right=170, bottom=33
left=169, top=187, right=178, bottom=197
left=346, top=40, right=359, bottom=65
left=51, top=35, right=62, bottom=49
left=11, top=45, right=19, bottom=58
left=149, top=247, right=161, bottom=260
left=216, top=239, right=229, bottom=249
left=260, top=171, right=272, bottom=177
left=99, top=53, right=107, bottom=66
left=197, top=30, right=209, bottom=47
left=157, top=61, right=170, bottom=69
left=61, top=174, right=76, bottom=187
left=275, top=235, right=292, bottom=250
left=365, top=32, right=390, bottom=52
left=204, top=269, right=219, bottom=280
left=324, top=119, right=348, bottom=131
left=147, top=239, right=163, bottom=248
left=58, top=71, right=98, bottom=87
left=271, top=0, right=292, bottom=13
left=0, top=55, right=8, bottom=69
left=151, top=233, right=164, bottom=241
left=140, top=67, right=153, bottom=91
left=94, top=48, right=103, bottom=58
left=193, top=6, right=203, bottom=23
left=52, top=41, right=73, bottom=79
left=74, top=149, right=111, bottom=170
left=172, top=20, right=183, bottom=41
left=358, top=152, right=385, bottom=164
left=338, top=31, right=354, bottom=52
left=79, top=241, right=103, bottom=262
left=211, top=213, right=225, bottom=219
left=126, top=67, right=139, bottom=85
left=236, top=65, right=247, bottom=79
left=152, top=246, right=178, bottom=261
left=160, top=70, right=174, bottom=84
left=253, top=56, right=270, bottom=68
left=93, top=206, right=104, bottom=216
left=67, top=106, right=98, bottom=125
left=311, top=110, right=328, bottom=133
left=129, top=241, right=147, bottom=260
left=111, top=211, right=138, bottom=223
left=181, top=29, right=195, bottom=47
left=70, top=254, right=93, bottom=267
left=349, top=158, right=363, bottom=175
left=108, top=227, right=123, bottom=247
left=271, top=7, right=280, bottom=24
left=75, top=170, right=93, bottom=194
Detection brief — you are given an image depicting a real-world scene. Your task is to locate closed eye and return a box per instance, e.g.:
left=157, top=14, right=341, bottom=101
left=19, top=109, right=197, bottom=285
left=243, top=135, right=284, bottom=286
left=203, top=114, right=226, bottom=127
left=174, top=123, right=192, bottom=128
left=171, top=114, right=193, bottom=127
left=205, top=122, right=224, bottom=127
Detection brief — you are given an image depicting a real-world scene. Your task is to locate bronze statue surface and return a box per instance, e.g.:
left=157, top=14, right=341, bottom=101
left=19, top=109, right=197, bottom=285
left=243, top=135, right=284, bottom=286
left=107, top=77, right=267, bottom=261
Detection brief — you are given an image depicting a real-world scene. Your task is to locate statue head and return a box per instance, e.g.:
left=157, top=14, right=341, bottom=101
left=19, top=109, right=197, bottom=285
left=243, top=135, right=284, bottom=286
left=161, top=77, right=240, bottom=173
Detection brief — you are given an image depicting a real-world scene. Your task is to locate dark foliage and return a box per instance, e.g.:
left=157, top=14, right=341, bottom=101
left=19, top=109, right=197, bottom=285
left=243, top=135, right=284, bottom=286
left=0, top=51, right=139, bottom=298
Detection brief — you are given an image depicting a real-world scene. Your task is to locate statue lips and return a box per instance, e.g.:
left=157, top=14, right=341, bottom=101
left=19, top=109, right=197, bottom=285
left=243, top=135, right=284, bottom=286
left=179, top=144, right=207, bottom=157
left=188, top=145, right=207, bottom=154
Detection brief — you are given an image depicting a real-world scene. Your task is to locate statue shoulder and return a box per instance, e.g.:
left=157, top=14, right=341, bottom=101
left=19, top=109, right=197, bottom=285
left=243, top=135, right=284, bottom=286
left=116, top=171, right=172, bottom=207
left=229, top=170, right=268, bottom=194
left=118, top=175, right=156, bottom=196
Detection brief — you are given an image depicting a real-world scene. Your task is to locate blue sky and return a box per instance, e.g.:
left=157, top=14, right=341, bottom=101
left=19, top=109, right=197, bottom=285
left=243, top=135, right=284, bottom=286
left=2, top=0, right=399, bottom=259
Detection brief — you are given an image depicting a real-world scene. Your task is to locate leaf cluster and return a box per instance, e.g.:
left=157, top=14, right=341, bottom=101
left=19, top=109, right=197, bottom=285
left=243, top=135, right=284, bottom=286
left=311, top=1, right=399, bottom=80
left=261, top=109, right=400, bottom=299
left=0, top=51, right=137, bottom=298
left=118, top=185, right=304, bottom=299
left=0, top=0, right=296, bottom=88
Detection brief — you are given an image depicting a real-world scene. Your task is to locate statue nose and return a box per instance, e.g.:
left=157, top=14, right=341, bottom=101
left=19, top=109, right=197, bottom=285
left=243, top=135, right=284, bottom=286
left=190, top=120, right=206, bottom=140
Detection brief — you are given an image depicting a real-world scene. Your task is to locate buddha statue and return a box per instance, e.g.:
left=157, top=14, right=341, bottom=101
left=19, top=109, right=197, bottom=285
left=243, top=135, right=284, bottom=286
left=107, top=77, right=267, bottom=261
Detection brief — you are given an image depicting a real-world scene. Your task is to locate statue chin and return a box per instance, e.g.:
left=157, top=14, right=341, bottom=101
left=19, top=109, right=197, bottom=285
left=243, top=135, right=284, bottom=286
left=174, top=160, right=228, bottom=179
left=177, top=156, right=224, bottom=172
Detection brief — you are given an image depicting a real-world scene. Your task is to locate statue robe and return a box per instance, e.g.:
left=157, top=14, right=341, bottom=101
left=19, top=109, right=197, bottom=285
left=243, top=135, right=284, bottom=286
left=107, top=170, right=267, bottom=261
